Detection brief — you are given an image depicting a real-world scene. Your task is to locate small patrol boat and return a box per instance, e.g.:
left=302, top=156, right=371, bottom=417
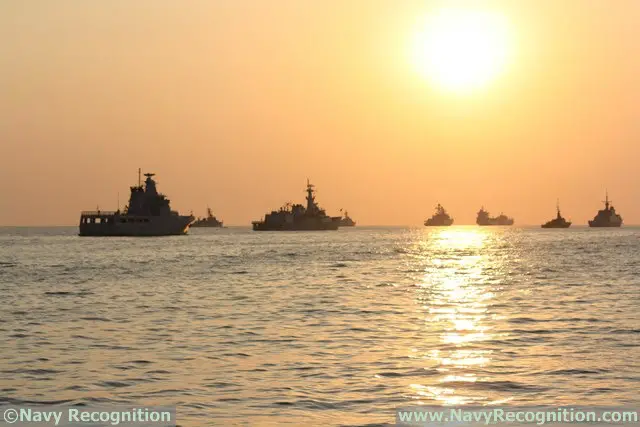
left=339, top=210, right=356, bottom=227
left=541, top=201, right=571, bottom=228
left=191, top=207, right=223, bottom=228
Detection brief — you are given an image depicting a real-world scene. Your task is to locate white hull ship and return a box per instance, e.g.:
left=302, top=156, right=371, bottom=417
left=79, top=170, right=193, bottom=237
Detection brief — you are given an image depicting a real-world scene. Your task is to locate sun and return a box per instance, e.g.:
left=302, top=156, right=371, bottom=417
left=411, top=9, right=511, bottom=92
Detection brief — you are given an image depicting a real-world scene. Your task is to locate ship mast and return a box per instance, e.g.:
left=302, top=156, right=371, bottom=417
left=603, top=190, right=610, bottom=210
left=138, top=168, right=142, bottom=187
left=305, top=179, right=316, bottom=212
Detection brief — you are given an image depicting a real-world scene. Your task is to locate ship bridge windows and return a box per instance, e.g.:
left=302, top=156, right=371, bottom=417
left=119, top=217, right=150, bottom=223
left=81, top=216, right=115, bottom=224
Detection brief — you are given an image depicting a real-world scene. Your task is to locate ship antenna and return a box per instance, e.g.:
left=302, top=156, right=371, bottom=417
left=138, top=168, right=141, bottom=187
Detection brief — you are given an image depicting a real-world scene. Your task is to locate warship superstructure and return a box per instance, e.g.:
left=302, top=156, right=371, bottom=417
left=541, top=201, right=571, bottom=228
left=79, top=170, right=193, bottom=236
left=424, top=204, right=454, bottom=226
left=339, top=210, right=356, bottom=227
left=588, top=192, right=622, bottom=227
left=191, top=207, right=223, bottom=228
left=252, top=180, right=341, bottom=231
left=476, top=207, right=514, bottom=226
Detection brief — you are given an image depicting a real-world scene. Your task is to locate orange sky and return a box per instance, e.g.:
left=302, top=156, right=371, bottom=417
left=1, top=1, right=640, bottom=226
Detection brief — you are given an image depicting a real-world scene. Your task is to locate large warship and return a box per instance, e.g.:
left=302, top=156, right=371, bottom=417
left=476, top=207, right=514, bottom=226
left=252, top=180, right=341, bottom=231
left=339, top=210, right=356, bottom=227
left=588, top=192, right=622, bottom=227
left=191, top=207, right=223, bottom=228
left=541, top=201, right=571, bottom=228
left=79, top=170, right=193, bottom=236
left=424, top=204, right=454, bottom=226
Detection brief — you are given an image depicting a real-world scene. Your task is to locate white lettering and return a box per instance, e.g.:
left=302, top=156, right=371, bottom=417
left=450, top=408, right=463, bottom=422
left=68, top=408, right=79, bottom=421
left=472, top=410, right=489, bottom=424
left=19, top=409, right=32, bottom=422
left=20, top=409, right=62, bottom=425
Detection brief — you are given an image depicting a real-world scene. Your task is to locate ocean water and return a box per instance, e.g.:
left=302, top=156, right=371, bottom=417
left=0, top=226, right=639, bottom=426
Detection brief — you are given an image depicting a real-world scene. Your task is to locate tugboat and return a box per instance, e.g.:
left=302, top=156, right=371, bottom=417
left=588, top=192, right=622, bottom=227
left=79, top=170, right=194, bottom=236
left=339, top=210, right=356, bottom=227
left=191, top=207, right=223, bottom=228
left=252, top=180, right=341, bottom=231
left=476, top=207, right=514, bottom=226
left=424, top=204, right=454, bottom=226
left=541, top=201, right=571, bottom=228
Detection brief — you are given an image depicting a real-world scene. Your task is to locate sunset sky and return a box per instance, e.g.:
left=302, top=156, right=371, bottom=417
left=2, top=0, right=640, bottom=226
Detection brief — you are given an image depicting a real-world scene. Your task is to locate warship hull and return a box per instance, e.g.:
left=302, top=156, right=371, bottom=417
left=252, top=217, right=341, bottom=231
left=477, top=219, right=514, bottom=226
left=476, top=207, right=514, bottom=226
left=541, top=222, right=571, bottom=229
left=424, top=218, right=454, bottom=226
left=542, top=204, right=571, bottom=228
left=79, top=171, right=193, bottom=237
left=192, top=208, right=223, bottom=227
left=588, top=221, right=621, bottom=228
left=191, top=221, right=223, bottom=228
left=424, top=204, right=454, bottom=226
left=252, top=180, right=342, bottom=231
left=588, top=193, right=622, bottom=228
left=79, top=212, right=193, bottom=236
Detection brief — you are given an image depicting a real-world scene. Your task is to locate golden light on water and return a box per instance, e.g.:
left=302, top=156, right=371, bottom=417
left=411, top=8, right=511, bottom=92
left=433, top=228, right=488, bottom=250
left=413, top=228, right=505, bottom=405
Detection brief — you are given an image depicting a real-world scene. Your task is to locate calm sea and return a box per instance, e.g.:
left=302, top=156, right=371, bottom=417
left=1, top=226, right=639, bottom=426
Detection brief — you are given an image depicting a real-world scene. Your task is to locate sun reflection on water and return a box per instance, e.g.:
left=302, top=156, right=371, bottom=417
left=412, top=228, right=507, bottom=405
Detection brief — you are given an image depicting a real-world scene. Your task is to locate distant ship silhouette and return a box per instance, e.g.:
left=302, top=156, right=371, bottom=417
left=191, top=207, right=223, bottom=228
left=541, top=201, right=571, bottom=228
left=424, top=204, right=454, bottom=226
left=588, top=192, right=622, bottom=227
left=476, top=207, right=514, bottom=226
left=339, top=210, right=356, bottom=227
left=252, top=180, right=341, bottom=231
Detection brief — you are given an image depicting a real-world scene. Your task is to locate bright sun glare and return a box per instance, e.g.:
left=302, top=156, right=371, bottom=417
left=412, top=9, right=511, bottom=92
